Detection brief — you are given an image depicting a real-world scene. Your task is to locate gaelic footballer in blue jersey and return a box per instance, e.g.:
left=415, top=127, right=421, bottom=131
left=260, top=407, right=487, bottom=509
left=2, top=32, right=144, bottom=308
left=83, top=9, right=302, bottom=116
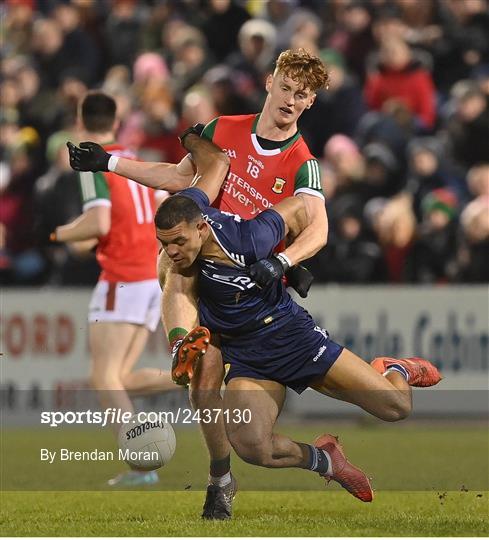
left=154, top=134, right=442, bottom=503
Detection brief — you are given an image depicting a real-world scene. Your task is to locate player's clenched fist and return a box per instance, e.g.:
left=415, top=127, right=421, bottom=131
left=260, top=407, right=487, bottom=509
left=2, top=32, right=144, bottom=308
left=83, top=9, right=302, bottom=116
left=249, top=254, right=290, bottom=288
left=67, top=141, right=111, bottom=172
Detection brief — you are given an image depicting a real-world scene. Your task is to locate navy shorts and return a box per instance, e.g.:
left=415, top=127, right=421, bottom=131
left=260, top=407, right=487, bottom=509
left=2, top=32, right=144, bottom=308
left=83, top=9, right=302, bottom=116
left=221, top=307, right=343, bottom=394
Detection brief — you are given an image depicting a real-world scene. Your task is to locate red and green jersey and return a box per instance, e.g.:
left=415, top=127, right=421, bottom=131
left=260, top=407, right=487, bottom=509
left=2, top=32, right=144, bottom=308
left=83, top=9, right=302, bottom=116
left=78, top=143, right=158, bottom=283
left=202, top=114, right=323, bottom=219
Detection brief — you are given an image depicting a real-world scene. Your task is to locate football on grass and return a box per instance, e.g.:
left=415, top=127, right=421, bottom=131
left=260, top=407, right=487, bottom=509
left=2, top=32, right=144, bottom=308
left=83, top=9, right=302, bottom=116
left=118, top=415, right=176, bottom=471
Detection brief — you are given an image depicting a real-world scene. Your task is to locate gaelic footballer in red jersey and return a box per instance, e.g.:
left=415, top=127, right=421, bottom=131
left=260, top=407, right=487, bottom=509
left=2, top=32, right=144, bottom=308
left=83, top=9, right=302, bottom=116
left=203, top=113, right=323, bottom=218
left=79, top=143, right=159, bottom=283
left=54, top=92, right=177, bottom=488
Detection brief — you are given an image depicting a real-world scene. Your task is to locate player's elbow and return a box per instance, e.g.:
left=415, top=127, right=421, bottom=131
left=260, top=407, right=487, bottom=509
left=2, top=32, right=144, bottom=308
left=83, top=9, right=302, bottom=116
left=213, top=152, right=231, bottom=180
left=96, top=210, right=111, bottom=236
left=216, top=150, right=230, bottom=168
left=318, top=226, right=328, bottom=249
left=310, top=224, right=328, bottom=254
left=307, top=210, right=328, bottom=252
left=96, top=215, right=111, bottom=237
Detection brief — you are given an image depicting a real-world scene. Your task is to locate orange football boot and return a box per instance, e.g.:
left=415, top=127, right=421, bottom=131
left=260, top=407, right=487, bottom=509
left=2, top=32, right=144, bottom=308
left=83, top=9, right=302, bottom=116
left=371, top=357, right=442, bottom=387
left=314, top=434, right=373, bottom=502
left=171, top=326, right=210, bottom=385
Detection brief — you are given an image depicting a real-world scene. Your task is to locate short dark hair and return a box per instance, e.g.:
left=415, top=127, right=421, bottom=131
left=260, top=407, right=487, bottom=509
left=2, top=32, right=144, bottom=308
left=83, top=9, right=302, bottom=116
left=80, top=92, right=117, bottom=133
left=155, top=195, right=203, bottom=230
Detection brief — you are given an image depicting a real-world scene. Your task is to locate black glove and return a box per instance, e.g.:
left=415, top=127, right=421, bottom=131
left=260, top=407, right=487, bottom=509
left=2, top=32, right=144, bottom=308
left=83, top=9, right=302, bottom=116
left=67, top=141, right=110, bottom=172
left=178, top=123, right=205, bottom=147
left=286, top=264, right=314, bottom=298
left=249, top=254, right=290, bottom=288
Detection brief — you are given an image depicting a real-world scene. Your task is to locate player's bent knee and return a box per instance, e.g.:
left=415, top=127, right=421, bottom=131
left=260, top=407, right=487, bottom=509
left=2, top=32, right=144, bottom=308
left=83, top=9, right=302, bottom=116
left=228, top=432, right=274, bottom=468
left=89, top=370, right=121, bottom=392
left=378, top=398, right=412, bottom=422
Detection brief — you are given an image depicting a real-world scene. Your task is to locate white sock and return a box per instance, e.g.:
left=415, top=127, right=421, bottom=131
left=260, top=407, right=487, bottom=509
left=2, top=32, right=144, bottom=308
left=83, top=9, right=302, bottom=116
left=209, top=471, right=231, bottom=487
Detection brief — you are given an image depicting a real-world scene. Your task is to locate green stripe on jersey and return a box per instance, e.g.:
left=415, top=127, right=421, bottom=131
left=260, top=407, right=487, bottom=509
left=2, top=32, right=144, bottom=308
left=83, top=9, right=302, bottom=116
left=78, top=171, right=110, bottom=203
left=294, top=159, right=323, bottom=193
left=201, top=118, right=218, bottom=141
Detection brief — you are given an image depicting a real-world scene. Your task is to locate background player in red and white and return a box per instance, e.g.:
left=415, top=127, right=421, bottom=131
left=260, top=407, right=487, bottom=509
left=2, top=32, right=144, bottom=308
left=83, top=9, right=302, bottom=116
left=68, top=50, right=330, bottom=517
left=53, top=92, right=177, bottom=486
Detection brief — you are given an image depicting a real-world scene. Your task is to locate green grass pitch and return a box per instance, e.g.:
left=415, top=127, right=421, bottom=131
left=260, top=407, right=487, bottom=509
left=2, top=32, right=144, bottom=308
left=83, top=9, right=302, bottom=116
left=1, top=422, right=488, bottom=536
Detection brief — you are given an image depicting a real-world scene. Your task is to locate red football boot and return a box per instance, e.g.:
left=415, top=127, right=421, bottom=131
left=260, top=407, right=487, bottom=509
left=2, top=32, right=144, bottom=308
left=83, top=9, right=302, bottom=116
left=171, top=326, right=210, bottom=385
left=314, top=434, right=373, bottom=502
left=371, top=357, right=442, bottom=387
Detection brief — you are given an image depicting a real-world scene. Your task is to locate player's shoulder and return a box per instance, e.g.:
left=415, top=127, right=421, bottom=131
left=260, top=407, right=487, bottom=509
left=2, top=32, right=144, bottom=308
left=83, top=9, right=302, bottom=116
left=288, top=134, right=316, bottom=164
left=216, top=114, right=256, bottom=126
left=212, top=114, right=257, bottom=133
left=103, top=143, right=136, bottom=160
left=287, top=137, right=323, bottom=195
left=203, top=114, right=256, bottom=141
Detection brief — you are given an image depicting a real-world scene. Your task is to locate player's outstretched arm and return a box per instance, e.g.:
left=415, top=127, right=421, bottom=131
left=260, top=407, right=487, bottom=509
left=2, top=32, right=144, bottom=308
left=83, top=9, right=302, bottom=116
left=51, top=206, right=110, bottom=243
left=67, top=141, right=195, bottom=193
left=180, top=133, right=230, bottom=204
left=180, top=132, right=229, bottom=204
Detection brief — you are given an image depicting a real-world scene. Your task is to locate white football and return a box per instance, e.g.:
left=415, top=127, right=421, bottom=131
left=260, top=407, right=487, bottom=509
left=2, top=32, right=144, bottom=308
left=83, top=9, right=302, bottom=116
left=118, top=415, right=176, bottom=471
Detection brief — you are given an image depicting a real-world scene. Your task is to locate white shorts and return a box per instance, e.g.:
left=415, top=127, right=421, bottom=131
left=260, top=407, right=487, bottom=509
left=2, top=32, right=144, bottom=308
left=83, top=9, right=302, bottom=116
left=88, top=279, right=161, bottom=331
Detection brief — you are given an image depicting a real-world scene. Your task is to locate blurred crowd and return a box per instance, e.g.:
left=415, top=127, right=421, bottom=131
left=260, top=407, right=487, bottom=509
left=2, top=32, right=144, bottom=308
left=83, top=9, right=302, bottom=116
left=1, top=0, right=488, bottom=286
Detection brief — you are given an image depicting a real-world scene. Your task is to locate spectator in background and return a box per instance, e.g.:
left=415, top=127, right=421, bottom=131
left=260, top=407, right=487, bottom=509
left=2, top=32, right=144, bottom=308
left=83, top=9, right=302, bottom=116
left=227, top=18, right=277, bottom=109
left=53, top=2, right=100, bottom=86
left=355, top=109, right=408, bottom=159
left=362, top=141, right=403, bottom=199
left=32, top=130, right=99, bottom=285
left=181, top=86, right=218, bottom=127
left=467, top=163, right=489, bottom=199
left=306, top=196, right=385, bottom=284
left=300, top=49, right=366, bottom=157
left=408, top=188, right=459, bottom=283
left=327, top=0, right=376, bottom=83
left=365, top=195, right=416, bottom=282
left=405, top=137, right=467, bottom=219
left=16, top=62, right=64, bottom=146
left=259, top=0, right=296, bottom=36
left=203, top=65, right=255, bottom=116
left=201, top=0, right=250, bottom=62
left=321, top=134, right=366, bottom=203
left=432, top=0, right=489, bottom=96
left=104, top=0, right=144, bottom=68
left=32, top=18, right=75, bottom=90
left=0, top=112, right=44, bottom=284
left=124, top=82, right=184, bottom=164
left=364, top=35, right=436, bottom=131
left=443, top=80, right=489, bottom=171
left=276, top=7, right=322, bottom=52
left=396, top=0, right=442, bottom=50
left=170, top=25, right=214, bottom=95
left=2, top=0, right=34, bottom=56
left=457, top=195, right=489, bottom=282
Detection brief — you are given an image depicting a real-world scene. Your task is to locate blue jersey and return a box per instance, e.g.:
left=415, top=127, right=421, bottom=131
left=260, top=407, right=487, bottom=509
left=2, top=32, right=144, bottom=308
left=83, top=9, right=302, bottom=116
left=179, top=187, right=343, bottom=394
left=180, top=188, right=300, bottom=336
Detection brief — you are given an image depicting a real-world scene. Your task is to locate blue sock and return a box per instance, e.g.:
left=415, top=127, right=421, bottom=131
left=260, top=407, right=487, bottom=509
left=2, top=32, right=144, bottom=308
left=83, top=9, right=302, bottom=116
left=304, top=444, right=331, bottom=475
left=385, top=364, right=409, bottom=381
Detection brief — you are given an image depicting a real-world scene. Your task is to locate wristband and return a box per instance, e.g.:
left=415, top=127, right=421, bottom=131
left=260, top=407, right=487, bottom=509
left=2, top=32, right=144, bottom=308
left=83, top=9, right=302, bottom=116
left=107, top=155, right=119, bottom=172
left=276, top=252, right=292, bottom=271
left=168, top=327, right=188, bottom=347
